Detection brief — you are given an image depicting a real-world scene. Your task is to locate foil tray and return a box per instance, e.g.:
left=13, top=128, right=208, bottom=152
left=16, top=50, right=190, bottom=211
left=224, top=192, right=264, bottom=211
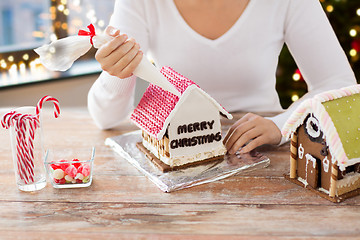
left=105, top=130, right=270, bottom=192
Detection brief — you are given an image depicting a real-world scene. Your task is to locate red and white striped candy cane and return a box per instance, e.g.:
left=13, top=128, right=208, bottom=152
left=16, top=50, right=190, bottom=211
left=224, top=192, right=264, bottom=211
left=15, top=114, right=34, bottom=184
left=36, top=95, right=60, bottom=119
left=16, top=114, right=40, bottom=184
left=26, top=116, right=40, bottom=182
left=2, top=111, right=27, bottom=182
left=1, top=111, right=21, bottom=129
left=12, top=115, right=29, bottom=184
left=27, top=116, right=40, bottom=161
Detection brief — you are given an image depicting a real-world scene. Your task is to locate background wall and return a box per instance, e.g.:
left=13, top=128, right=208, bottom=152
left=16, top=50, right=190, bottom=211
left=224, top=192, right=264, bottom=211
left=0, top=74, right=148, bottom=109
left=0, top=75, right=97, bottom=108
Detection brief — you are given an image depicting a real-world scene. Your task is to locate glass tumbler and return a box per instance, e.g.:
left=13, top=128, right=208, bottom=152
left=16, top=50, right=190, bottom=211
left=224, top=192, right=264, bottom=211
left=9, top=106, right=46, bottom=191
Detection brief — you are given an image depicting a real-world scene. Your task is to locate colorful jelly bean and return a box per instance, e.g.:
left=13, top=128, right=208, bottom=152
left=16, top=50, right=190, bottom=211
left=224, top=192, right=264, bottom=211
left=50, top=159, right=91, bottom=185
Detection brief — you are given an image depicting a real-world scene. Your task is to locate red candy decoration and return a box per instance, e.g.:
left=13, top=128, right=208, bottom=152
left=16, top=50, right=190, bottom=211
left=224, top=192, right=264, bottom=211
left=54, top=178, right=66, bottom=184
left=59, top=160, right=70, bottom=171
left=50, top=158, right=91, bottom=185
left=65, top=165, right=77, bottom=178
left=50, top=164, right=61, bottom=170
left=72, top=159, right=81, bottom=169
left=81, top=164, right=91, bottom=177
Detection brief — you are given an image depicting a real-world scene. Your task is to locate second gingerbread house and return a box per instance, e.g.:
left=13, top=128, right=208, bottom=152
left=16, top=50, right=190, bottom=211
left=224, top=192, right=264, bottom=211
left=282, top=85, right=360, bottom=202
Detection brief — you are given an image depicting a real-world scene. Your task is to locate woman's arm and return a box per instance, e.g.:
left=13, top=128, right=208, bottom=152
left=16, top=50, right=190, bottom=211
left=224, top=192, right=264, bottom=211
left=87, top=0, right=149, bottom=129
left=225, top=0, right=356, bottom=153
left=87, top=72, right=137, bottom=129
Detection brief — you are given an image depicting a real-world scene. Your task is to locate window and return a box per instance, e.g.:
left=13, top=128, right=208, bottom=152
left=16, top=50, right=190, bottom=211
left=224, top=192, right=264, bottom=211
left=0, top=0, right=115, bottom=88
left=0, top=0, right=50, bottom=48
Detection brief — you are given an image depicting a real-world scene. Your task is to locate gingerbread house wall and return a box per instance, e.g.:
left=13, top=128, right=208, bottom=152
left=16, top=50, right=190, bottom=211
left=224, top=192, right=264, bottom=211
left=296, top=125, right=333, bottom=192
left=168, top=89, right=223, bottom=158
left=141, top=131, right=170, bottom=159
left=295, top=123, right=360, bottom=198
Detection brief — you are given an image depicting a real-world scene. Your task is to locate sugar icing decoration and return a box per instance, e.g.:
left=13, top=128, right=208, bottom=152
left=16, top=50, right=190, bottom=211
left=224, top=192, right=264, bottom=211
left=323, top=157, right=330, bottom=172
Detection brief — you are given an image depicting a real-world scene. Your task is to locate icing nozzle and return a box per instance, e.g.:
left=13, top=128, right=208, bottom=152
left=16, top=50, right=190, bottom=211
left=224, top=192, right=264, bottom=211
left=133, top=58, right=181, bottom=97
left=93, top=34, right=180, bottom=96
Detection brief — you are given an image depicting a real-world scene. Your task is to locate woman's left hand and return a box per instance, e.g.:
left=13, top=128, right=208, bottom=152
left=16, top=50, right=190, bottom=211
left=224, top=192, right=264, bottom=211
left=223, top=113, right=282, bottom=154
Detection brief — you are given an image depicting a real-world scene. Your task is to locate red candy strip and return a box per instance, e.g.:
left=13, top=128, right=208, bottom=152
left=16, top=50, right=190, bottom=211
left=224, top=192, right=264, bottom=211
left=36, top=95, right=60, bottom=119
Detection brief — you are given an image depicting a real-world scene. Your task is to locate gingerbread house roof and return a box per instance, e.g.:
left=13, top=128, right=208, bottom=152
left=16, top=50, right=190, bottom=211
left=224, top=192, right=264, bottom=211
left=282, top=84, right=360, bottom=171
left=130, top=66, right=232, bottom=140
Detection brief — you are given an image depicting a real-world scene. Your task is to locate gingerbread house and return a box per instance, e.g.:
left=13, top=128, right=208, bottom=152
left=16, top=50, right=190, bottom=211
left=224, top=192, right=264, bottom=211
left=131, top=66, right=233, bottom=172
left=282, top=85, right=360, bottom=202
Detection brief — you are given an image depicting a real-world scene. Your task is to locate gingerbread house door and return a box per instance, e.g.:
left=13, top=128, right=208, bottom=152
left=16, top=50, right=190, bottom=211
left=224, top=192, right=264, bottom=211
left=305, top=154, right=319, bottom=188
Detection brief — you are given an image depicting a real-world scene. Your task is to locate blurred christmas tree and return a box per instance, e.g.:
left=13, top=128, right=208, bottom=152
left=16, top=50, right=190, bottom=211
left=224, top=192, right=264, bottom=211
left=276, top=0, right=360, bottom=108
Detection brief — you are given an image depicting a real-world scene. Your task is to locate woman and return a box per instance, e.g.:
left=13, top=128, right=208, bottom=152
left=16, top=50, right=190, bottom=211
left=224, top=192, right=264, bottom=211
left=88, top=0, right=356, bottom=154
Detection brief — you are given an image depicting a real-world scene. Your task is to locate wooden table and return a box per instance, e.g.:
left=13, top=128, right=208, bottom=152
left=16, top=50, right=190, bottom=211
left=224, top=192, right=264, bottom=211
left=0, top=108, right=359, bottom=239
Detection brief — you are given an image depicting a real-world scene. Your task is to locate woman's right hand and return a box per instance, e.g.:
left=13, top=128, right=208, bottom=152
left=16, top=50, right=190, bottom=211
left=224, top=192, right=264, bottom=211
left=95, top=26, right=143, bottom=79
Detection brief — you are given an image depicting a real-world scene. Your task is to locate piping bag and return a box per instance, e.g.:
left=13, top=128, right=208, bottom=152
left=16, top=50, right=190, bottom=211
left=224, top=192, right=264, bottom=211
left=34, top=24, right=181, bottom=97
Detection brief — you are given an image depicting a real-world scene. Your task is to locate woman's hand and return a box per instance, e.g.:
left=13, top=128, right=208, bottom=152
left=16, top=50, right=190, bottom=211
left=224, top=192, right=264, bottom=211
left=223, top=113, right=282, bottom=154
left=95, top=26, right=143, bottom=79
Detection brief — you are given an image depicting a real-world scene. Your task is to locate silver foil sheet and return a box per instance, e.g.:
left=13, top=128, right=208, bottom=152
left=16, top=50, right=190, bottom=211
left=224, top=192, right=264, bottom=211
left=105, top=130, right=270, bottom=192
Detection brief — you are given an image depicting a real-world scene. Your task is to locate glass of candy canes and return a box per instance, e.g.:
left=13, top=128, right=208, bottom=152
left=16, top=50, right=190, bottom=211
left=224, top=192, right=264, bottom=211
left=1, top=96, right=60, bottom=191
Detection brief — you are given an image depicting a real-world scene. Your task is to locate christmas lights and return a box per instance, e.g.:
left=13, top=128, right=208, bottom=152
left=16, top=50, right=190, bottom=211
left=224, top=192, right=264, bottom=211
left=278, top=0, right=360, bottom=107
left=0, top=0, right=115, bottom=87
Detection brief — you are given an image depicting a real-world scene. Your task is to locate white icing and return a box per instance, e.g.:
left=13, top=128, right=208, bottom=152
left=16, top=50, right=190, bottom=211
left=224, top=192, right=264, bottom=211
left=305, top=154, right=317, bottom=186
left=162, top=145, right=226, bottom=167
left=142, top=138, right=226, bottom=167
left=318, top=187, right=330, bottom=195
left=323, top=156, right=329, bottom=173
left=305, top=115, right=321, bottom=138
left=305, top=153, right=317, bottom=169
left=298, top=144, right=304, bottom=159
left=298, top=178, right=330, bottom=195
left=297, top=177, right=308, bottom=187
left=336, top=172, right=360, bottom=189
left=340, top=157, right=360, bottom=171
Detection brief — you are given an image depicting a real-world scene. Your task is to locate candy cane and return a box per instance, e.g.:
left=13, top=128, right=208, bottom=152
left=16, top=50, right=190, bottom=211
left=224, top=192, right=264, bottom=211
left=22, top=115, right=37, bottom=182
left=2, top=112, right=29, bottom=183
left=26, top=116, right=40, bottom=182
left=14, top=119, right=27, bottom=184
left=1, top=111, right=21, bottom=129
left=27, top=116, right=40, bottom=161
left=16, top=114, right=36, bottom=184
left=17, top=113, right=41, bottom=184
left=15, top=115, right=31, bottom=184
left=36, top=95, right=60, bottom=119
left=2, top=111, right=39, bottom=184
